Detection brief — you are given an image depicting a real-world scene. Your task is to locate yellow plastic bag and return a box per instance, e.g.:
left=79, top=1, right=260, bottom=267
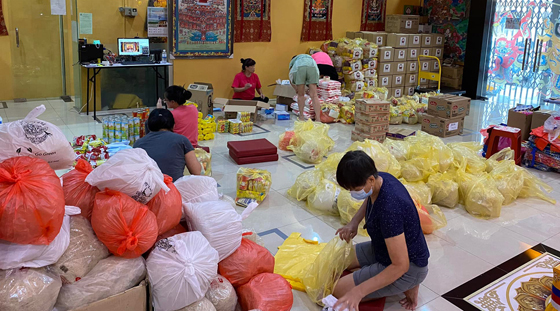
left=405, top=132, right=453, bottom=172
left=194, top=148, right=212, bottom=177
left=489, top=160, right=523, bottom=205
left=302, top=236, right=353, bottom=306
left=274, top=232, right=326, bottom=292
left=236, top=168, right=272, bottom=204
left=457, top=169, right=504, bottom=218
left=485, top=148, right=515, bottom=172
left=413, top=200, right=447, bottom=234
left=336, top=190, right=368, bottom=237
left=519, top=169, right=556, bottom=204
left=400, top=157, right=439, bottom=182
left=316, top=153, right=345, bottom=184
left=401, top=180, right=432, bottom=206
left=288, top=169, right=324, bottom=201
left=427, top=172, right=459, bottom=208
left=449, top=143, right=487, bottom=174
left=307, top=179, right=340, bottom=216
left=383, top=139, right=410, bottom=162
left=346, top=139, right=401, bottom=177
left=290, top=120, right=335, bottom=164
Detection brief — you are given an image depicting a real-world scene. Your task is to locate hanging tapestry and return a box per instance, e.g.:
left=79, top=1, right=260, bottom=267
left=301, top=0, right=333, bottom=42
left=173, top=0, right=233, bottom=58
left=234, top=0, right=271, bottom=42
left=0, top=0, right=7, bottom=36
left=425, top=0, right=470, bottom=61
left=360, top=0, right=386, bottom=32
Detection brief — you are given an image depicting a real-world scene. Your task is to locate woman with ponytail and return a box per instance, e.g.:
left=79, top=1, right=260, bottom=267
left=231, top=58, right=269, bottom=102
left=157, top=85, right=200, bottom=147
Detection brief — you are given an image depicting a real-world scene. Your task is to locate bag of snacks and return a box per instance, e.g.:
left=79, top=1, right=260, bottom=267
left=62, top=159, right=100, bottom=219
left=218, top=239, right=274, bottom=287
left=236, top=168, right=272, bottom=205
left=147, top=174, right=183, bottom=235
left=0, top=157, right=65, bottom=245
left=0, top=267, right=62, bottom=311
left=195, top=148, right=213, bottom=176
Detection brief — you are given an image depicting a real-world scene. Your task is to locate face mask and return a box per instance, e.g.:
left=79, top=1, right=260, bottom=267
left=350, top=180, right=373, bottom=201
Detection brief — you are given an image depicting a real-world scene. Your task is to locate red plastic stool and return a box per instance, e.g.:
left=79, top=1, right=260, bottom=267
left=485, top=125, right=522, bottom=165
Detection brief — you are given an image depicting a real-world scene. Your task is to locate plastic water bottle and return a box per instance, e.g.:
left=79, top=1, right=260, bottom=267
left=162, top=49, right=167, bottom=63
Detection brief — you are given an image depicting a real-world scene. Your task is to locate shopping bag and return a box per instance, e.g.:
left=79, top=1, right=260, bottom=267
left=346, top=139, right=401, bottom=177
left=307, top=179, right=341, bottom=216
left=413, top=200, right=447, bottom=234
left=427, top=172, right=459, bottom=208
left=62, top=159, right=100, bottom=219
left=205, top=275, right=238, bottom=311
left=175, top=175, right=220, bottom=204
left=0, top=156, right=65, bottom=245
left=147, top=174, right=182, bottom=235
left=237, top=273, right=293, bottom=311
left=218, top=239, right=274, bottom=287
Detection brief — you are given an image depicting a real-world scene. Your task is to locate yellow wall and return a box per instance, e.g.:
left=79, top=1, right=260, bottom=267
left=0, top=0, right=13, bottom=100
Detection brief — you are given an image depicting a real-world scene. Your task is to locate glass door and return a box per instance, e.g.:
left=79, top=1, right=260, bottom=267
left=483, top=0, right=560, bottom=105
left=8, top=0, right=63, bottom=100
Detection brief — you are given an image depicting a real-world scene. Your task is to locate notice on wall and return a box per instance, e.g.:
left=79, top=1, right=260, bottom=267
left=79, top=13, right=93, bottom=35
left=50, top=0, right=66, bottom=15
left=147, top=7, right=168, bottom=37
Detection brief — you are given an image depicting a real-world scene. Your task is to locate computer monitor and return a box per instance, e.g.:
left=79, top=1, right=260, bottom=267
left=118, top=38, right=150, bottom=56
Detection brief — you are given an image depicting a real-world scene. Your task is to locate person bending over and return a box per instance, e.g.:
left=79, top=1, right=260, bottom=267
left=333, top=150, right=429, bottom=311
left=311, top=51, right=339, bottom=82
left=134, top=109, right=201, bottom=181
left=232, top=58, right=269, bottom=103
left=289, top=54, right=321, bottom=121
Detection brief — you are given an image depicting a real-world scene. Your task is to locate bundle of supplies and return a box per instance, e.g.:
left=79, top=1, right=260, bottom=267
left=290, top=95, right=318, bottom=120
left=62, top=159, right=100, bottom=219
left=146, top=174, right=183, bottom=235
left=0, top=105, right=75, bottom=170
left=288, top=120, right=335, bottom=164
left=102, top=113, right=146, bottom=145
left=218, top=238, right=275, bottom=286
left=195, top=148, right=213, bottom=176
left=217, top=120, right=229, bottom=133
left=175, top=175, right=220, bottom=205
left=318, top=78, right=342, bottom=104
left=71, top=135, right=110, bottom=168
left=205, top=275, right=238, bottom=311
left=236, top=167, right=272, bottom=205
left=227, top=120, right=253, bottom=134
left=237, top=273, right=293, bottom=311
left=0, top=267, right=62, bottom=311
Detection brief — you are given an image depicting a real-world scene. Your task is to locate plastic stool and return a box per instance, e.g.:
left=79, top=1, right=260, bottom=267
left=485, top=125, right=522, bottom=165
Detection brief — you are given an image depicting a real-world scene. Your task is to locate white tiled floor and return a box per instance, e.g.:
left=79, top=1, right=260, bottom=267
left=3, top=98, right=560, bottom=310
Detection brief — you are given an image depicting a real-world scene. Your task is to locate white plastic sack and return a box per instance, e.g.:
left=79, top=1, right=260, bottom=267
left=183, top=201, right=258, bottom=261
left=0, top=206, right=80, bottom=270
left=178, top=298, right=217, bottom=311
left=52, top=215, right=110, bottom=284
left=85, top=148, right=169, bottom=204
left=175, top=175, right=220, bottom=204
left=147, top=232, right=220, bottom=311
left=54, top=256, right=146, bottom=311
left=0, top=105, right=75, bottom=170
left=0, top=267, right=62, bottom=311
left=205, top=275, right=238, bottom=311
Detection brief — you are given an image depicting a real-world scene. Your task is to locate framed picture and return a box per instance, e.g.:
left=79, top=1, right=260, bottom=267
left=173, top=0, right=233, bottom=58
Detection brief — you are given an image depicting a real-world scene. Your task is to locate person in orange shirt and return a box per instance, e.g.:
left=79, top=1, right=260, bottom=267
left=155, top=85, right=200, bottom=147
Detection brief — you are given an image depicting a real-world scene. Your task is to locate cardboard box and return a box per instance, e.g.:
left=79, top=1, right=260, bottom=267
left=418, top=24, right=433, bottom=33
left=215, top=98, right=270, bottom=122
left=351, top=130, right=386, bottom=143
left=272, top=83, right=297, bottom=105
left=407, top=61, right=419, bottom=73
left=407, top=48, right=419, bottom=61
left=433, top=47, right=443, bottom=59
left=355, top=99, right=391, bottom=114
left=354, top=32, right=364, bottom=39
left=378, top=75, right=393, bottom=88
left=387, top=128, right=416, bottom=140
left=387, top=33, right=409, bottom=47
left=356, top=122, right=390, bottom=134
left=421, top=34, right=433, bottom=47
left=379, top=47, right=395, bottom=62
left=507, top=108, right=533, bottom=141
left=394, top=48, right=408, bottom=61
left=420, top=47, right=432, bottom=57
left=409, top=34, right=422, bottom=47
left=405, top=73, right=418, bottom=86
left=434, top=34, right=444, bottom=46
left=386, top=15, right=420, bottom=34
left=187, top=83, right=214, bottom=117
left=431, top=59, right=440, bottom=72
left=395, top=62, right=407, bottom=74
left=531, top=110, right=554, bottom=130
left=419, top=60, right=431, bottom=72
left=428, top=95, right=471, bottom=119
left=422, top=115, right=464, bottom=138
left=393, top=74, right=405, bottom=87
left=392, top=87, right=404, bottom=98
left=361, top=31, right=387, bottom=46
left=404, top=86, right=416, bottom=96
left=72, top=280, right=148, bottom=311
left=346, top=31, right=356, bottom=39
left=355, top=111, right=391, bottom=124
left=379, top=62, right=395, bottom=75
left=441, top=77, right=462, bottom=89
left=441, top=66, right=464, bottom=79
left=429, top=81, right=439, bottom=88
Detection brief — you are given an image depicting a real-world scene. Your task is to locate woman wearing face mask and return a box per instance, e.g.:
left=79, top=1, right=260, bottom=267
left=333, top=150, right=429, bottom=311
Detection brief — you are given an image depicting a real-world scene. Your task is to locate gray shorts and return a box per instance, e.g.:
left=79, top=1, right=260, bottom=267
left=292, top=65, right=320, bottom=86
left=353, top=242, right=429, bottom=300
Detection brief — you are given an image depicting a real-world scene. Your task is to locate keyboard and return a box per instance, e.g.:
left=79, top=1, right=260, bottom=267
left=120, top=61, right=155, bottom=65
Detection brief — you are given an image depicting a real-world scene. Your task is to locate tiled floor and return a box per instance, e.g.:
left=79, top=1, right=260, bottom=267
left=3, top=98, right=560, bottom=310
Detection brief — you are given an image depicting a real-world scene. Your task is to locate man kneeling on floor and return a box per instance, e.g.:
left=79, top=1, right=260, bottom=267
left=333, top=151, right=430, bottom=311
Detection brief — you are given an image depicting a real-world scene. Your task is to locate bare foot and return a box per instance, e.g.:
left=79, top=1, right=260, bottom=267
left=399, top=285, right=419, bottom=310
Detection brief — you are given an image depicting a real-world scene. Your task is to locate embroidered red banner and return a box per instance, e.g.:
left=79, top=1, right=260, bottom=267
left=360, top=0, right=386, bottom=32
left=0, top=0, right=8, bottom=36
left=301, top=0, right=333, bottom=42
left=234, top=0, right=271, bottom=42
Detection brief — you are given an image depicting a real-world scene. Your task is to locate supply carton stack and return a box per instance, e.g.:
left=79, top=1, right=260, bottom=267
left=352, top=99, right=390, bottom=142
left=441, top=65, right=464, bottom=89
left=422, top=94, right=471, bottom=138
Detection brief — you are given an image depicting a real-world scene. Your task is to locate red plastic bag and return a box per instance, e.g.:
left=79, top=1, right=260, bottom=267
left=237, top=273, right=293, bottom=311
left=278, top=131, right=295, bottom=151
left=91, top=189, right=158, bottom=258
left=62, top=159, right=100, bottom=219
left=218, top=238, right=274, bottom=287
left=146, top=175, right=182, bottom=235
left=0, top=157, right=65, bottom=245
left=157, top=223, right=187, bottom=241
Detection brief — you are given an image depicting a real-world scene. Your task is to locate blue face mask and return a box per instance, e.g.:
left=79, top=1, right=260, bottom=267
left=350, top=180, right=373, bottom=201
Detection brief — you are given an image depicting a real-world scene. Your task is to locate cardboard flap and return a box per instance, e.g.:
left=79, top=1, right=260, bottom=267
left=213, top=98, right=229, bottom=106
left=273, top=85, right=296, bottom=98
left=257, top=101, right=271, bottom=109
left=224, top=105, right=257, bottom=113
left=193, top=82, right=213, bottom=89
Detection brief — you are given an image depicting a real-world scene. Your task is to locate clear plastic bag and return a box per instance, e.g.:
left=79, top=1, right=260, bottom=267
left=544, top=113, right=560, bottom=142
left=218, top=238, right=274, bottom=287
left=336, top=190, right=368, bottom=236
left=302, top=237, right=353, bottom=305
left=306, top=179, right=340, bottom=215
left=457, top=170, right=504, bottom=218
left=287, top=170, right=323, bottom=201
left=55, top=256, right=146, bottom=311
left=236, top=168, right=272, bottom=204
left=0, top=267, right=62, bottom=311
left=449, top=143, right=487, bottom=174
left=427, top=172, right=459, bottom=208
left=52, top=215, right=110, bottom=284
left=195, top=148, right=213, bottom=177
left=401, top=180, right=432, bottom=207
left=242, top=229, right=265, bottom=247
left=383, top=138, right=410, bottom=162
left=289, top=120, right=335, bottom=164
left=278, top=131, right=295, bottom=151
left=485, top=147, right=515, bottom=172
left=205, top=275, right=238, bottom=311
left=237, top=273, right=293, bottom=311
left=346, top=139, right=401, bottom=177
left=489, top=160, right=524, bottom=205
left=400, top=157, right=438, bottom=183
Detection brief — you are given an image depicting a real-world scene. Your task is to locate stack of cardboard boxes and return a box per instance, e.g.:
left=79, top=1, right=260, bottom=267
left=351, top=99, right=390, bottom=142
left=441, top=65, right=464, bottom=90
left=422, top=94, right=471, bottom=138
left=349, top=15, right=444, bottom=98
